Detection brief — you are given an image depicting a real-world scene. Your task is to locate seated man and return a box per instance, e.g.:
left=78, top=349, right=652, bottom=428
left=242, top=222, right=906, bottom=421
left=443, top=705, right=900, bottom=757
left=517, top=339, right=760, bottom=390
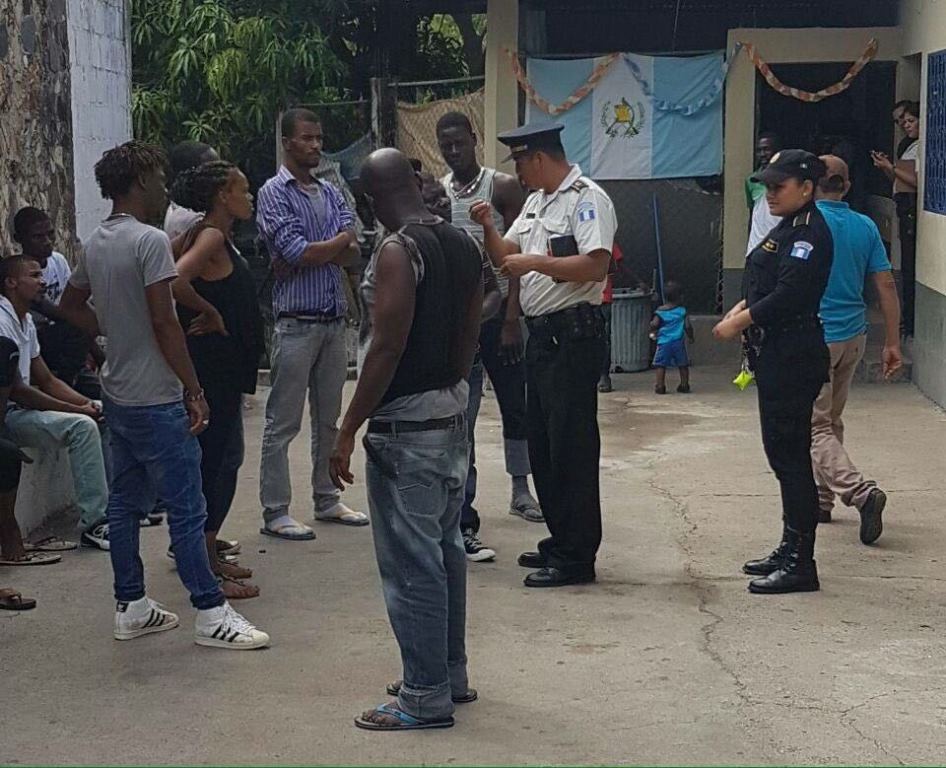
left=12, top=206, right=104, bottom=386
left=0, top=334, right=57, bottom=576
left=0, top=256, right=110, bottom=551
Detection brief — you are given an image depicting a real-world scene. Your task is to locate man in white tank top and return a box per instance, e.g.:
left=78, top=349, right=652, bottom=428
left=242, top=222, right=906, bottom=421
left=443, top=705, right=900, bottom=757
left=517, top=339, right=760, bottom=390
left=436, top=112, right=543, bottom=564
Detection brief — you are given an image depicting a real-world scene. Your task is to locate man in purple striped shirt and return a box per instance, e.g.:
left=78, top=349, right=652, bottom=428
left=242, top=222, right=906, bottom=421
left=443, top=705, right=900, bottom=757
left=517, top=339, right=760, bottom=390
left=256, top=108, right=368, bottom=539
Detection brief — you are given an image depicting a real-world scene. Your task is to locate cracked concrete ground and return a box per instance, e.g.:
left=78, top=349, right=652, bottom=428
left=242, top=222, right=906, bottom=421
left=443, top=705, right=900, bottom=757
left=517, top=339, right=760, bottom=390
left=2, top=365, right=945, bottom=765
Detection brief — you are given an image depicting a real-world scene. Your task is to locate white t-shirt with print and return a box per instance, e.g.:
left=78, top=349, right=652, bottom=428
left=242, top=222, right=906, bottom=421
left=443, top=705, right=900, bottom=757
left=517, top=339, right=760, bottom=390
left=0, top=295, right=39, bottom=386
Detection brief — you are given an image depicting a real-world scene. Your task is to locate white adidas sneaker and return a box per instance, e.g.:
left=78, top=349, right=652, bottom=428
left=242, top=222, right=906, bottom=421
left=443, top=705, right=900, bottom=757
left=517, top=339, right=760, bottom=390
left=114, top=597, right=180, bottom=640
left=195, top=602, right=270, bottom=650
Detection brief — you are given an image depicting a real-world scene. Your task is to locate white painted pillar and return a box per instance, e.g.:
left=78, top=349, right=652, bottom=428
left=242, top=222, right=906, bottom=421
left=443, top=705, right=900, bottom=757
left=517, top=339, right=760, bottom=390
left=484, top=0, right=519, bottom=173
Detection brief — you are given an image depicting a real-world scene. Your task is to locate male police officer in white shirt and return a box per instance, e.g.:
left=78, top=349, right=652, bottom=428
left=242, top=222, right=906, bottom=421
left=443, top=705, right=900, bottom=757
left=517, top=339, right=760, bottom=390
left=473, top=122, right=617, bottom=588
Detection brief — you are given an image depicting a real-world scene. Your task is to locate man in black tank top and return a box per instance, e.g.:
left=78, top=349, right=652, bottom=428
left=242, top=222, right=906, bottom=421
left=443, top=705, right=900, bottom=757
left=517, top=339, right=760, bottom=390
left=330, top=149, right=483, bottom=730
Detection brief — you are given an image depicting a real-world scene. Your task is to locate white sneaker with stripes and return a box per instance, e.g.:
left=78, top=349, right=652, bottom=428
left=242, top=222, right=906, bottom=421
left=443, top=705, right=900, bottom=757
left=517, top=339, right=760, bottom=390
left=114, top=597, right=179, bottom=640
left=195, top=602, right=270, bottom=650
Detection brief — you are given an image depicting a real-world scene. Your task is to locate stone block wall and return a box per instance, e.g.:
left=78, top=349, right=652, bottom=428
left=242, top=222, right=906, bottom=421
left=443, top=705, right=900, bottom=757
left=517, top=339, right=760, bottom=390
left=0, top=0, right=78, bottom=259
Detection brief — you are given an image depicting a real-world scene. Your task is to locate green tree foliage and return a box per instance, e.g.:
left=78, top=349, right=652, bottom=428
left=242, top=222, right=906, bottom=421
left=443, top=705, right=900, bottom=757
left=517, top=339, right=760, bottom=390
left=132, top=0, right=347, bottom=183
left=132, top=1, right=485, bottom=183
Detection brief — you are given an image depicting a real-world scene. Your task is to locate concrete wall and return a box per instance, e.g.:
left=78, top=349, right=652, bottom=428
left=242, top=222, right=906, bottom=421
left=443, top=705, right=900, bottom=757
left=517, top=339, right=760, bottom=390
left=15, top=441, right=77, bottom=535
left=721, top=26, right=902, bottom=308
left=484, top=0, right=519, bottom=174
left=900, top=0, right=946, bottom=407
left=0, top=0, right=79, bottom=260
left=66, top=0, right=132, bottom=243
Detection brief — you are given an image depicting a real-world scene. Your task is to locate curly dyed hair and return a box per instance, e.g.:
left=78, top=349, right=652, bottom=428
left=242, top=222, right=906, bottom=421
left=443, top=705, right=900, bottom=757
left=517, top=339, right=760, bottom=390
left=94, top=141, right=167, bottom=200
left=170, top=160, right=237, bottom=213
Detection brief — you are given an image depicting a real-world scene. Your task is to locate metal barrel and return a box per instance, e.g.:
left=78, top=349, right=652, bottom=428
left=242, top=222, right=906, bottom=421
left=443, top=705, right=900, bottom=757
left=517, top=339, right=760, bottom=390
left=610, top=289, right=652, bottom=373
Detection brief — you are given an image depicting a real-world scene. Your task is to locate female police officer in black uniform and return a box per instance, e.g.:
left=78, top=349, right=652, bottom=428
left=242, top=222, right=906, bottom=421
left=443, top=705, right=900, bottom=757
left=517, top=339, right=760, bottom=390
left=714, top=150, right=832, bottom=595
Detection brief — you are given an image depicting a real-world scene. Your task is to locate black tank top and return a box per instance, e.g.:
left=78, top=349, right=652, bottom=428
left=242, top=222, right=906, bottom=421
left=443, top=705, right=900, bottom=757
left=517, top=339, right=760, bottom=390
left=177, top=234, right=264, bottom=394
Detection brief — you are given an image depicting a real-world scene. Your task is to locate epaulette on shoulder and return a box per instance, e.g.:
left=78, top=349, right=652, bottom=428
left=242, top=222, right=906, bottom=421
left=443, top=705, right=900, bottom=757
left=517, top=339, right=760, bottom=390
left=791, top=211, right=812, bottom=227
left=570, top=178, right=589, bottom=192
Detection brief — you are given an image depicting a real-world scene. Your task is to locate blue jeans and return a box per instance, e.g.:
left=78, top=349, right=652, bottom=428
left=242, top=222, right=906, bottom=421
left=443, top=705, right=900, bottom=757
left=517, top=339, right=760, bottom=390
left=103, top=398, right=224, bottom=610
left=364, top=421, right=470, bottom=721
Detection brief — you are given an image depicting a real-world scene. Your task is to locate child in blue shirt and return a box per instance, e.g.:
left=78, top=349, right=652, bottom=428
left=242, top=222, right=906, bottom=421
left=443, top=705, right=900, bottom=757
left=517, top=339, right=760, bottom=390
left=650, top=280, right=694, bottom=394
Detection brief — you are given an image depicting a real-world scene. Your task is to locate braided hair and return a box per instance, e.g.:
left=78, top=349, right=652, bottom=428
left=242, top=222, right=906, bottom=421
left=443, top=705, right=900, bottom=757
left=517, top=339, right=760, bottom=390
left=94, top=141, right=167, bottom=200
left=170, top=160, right=237, bottom=213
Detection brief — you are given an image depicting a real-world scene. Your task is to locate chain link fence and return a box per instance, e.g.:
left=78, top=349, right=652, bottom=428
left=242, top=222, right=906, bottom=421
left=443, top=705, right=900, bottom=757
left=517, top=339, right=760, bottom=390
left=602, top=178, right=723, bottom=314
left=394, top=76, right=485, bottom=179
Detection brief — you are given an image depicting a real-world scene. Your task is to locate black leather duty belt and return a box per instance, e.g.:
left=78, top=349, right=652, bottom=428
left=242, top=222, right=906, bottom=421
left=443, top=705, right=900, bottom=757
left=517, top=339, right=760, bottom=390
left=366, top=414, right=465, bottom=435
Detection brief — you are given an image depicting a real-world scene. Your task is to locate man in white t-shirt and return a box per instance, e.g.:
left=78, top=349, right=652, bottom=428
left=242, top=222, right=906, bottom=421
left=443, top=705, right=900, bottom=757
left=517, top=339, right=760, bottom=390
left=0, top=255, right=110, bottom=550
left=12, top=207, right=103, bottom=385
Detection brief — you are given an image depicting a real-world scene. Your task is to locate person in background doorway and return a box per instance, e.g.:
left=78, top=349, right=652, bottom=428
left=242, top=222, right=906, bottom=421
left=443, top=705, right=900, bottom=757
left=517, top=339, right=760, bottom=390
left=256, top=108, right=367, bottom=540
left=165, top=141, right=219, bottom=240
left=872, top=101, right=919, bottom=337
left=171, top=160, right=265, bottom=599
left=812, top=155, right=902, bottom=541
left=436, top=110, right=543, bottom=559
left=746, top=132, right=783, bottom=254
left=651, top=280, right=694, bottom=395
left=892, top=100, right=915, bottom=161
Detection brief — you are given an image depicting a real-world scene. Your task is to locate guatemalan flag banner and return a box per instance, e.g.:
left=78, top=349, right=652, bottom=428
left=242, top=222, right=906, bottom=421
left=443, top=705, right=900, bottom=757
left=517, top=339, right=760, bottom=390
left=525, top=53, right=724, bottom=180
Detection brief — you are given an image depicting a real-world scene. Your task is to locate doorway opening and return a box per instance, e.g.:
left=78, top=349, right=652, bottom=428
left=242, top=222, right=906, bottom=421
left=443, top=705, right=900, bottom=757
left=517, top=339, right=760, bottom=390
left=756, top=61, right=897, bottom=213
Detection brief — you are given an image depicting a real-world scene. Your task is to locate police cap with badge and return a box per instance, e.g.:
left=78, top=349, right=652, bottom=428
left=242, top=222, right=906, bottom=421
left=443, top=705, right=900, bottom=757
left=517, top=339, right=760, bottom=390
left=497, top=121, right=565, bottom=162
left=751, top=149, right=826, bottom=185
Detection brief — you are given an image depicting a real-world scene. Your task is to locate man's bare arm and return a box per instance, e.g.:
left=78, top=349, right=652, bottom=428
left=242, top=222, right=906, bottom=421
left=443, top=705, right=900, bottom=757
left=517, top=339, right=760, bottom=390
left=58, top=284, right=100, bottom=337
left=338, top=243, right=416, bottom=437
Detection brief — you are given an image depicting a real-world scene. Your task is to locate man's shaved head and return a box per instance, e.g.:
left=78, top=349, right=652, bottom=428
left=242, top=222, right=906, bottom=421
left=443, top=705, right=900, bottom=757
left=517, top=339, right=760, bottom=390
left=820, top=154, right=849, bottom=182
left=361, top=148, right=426, bottom=230
left=817, top=154, right=851, bottom=197
left=362, top=148, right=417, bottom=195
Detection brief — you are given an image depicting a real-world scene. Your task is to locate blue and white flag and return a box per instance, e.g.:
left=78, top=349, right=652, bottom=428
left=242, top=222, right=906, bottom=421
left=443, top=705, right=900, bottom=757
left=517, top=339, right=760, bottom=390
left=526, top=52, right=724, bottom=180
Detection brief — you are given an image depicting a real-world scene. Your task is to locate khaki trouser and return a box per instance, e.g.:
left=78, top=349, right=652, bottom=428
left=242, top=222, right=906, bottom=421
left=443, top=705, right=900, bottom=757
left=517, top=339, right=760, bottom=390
left=810, top=335, right=875, bottom=513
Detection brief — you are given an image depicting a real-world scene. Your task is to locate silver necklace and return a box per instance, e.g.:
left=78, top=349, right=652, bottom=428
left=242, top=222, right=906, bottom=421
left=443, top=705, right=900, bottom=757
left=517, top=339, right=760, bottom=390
left=452, top=166, right=485, bottom=199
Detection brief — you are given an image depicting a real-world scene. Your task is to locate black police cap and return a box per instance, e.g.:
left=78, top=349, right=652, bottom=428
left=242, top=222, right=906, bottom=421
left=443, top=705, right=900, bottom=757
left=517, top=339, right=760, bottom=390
left=751, top=149, right=826, bottom=184
left=497, top=122, right=565, bottom=162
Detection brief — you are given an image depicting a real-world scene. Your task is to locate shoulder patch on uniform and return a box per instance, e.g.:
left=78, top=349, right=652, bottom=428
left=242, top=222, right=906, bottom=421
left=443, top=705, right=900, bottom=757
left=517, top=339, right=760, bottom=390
left=570, top=179, right=589, bottom=192
left=762, top=238, right=778, bottom=253
left=789, top=240, right=814, bottom=261
left=577, top=200, right=597, bottom=222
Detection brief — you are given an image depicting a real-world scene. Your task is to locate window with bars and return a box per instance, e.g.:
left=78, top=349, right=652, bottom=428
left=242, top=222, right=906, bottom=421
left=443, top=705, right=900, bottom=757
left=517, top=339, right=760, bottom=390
left=925, top=50, right=946, bottom=215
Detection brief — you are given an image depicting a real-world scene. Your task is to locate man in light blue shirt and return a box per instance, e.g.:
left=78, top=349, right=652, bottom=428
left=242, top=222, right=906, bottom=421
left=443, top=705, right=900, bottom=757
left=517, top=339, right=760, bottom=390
left=812, top=155, right=902, bottom=545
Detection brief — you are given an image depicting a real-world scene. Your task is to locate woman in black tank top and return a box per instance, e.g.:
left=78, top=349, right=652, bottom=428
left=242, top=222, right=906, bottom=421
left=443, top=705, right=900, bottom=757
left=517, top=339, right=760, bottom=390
left=170, top=161, right=264, bottom=600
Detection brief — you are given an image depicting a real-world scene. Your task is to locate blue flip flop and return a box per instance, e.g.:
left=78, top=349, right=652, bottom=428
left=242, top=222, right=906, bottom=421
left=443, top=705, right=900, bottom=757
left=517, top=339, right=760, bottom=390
left=354, top=703, right=454, bottom=731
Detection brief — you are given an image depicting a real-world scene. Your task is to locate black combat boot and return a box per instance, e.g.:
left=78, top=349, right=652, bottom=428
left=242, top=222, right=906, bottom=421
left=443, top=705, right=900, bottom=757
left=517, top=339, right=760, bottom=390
left=748, top=528, right=819, bottom=594
left=742, top=522, right=791, bottom=576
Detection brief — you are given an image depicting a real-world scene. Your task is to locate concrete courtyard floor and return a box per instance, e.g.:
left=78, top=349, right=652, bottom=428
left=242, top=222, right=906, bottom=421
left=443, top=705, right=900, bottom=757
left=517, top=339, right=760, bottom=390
left=3, top=365, right=946, bottom=766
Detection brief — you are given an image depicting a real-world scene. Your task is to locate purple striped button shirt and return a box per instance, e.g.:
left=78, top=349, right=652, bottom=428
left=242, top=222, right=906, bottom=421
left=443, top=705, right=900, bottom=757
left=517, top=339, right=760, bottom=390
left=256, top=165, right=355, bottom=317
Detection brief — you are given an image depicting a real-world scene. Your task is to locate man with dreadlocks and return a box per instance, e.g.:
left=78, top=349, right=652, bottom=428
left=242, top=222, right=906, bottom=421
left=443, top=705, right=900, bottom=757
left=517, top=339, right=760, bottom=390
left=60, top=140, right=269, bottom=649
